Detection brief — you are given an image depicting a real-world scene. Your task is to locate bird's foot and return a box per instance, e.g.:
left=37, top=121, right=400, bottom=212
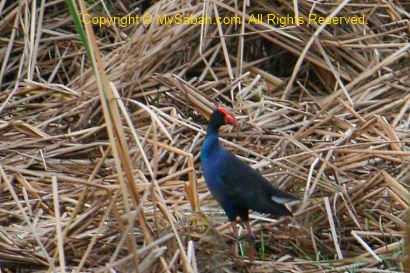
left=248, top=234, right=256, bottom=245
left=246, top=235, right=256, bottom=262
left=230, top=236, right=257, bottom=261
left=227, top=238, right=240, bottom=257
left=247, top=244, right=256, bottom=262
left=229, top=221, right=257, bottom=262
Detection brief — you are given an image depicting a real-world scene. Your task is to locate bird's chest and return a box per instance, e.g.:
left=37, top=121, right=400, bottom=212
left=201, top=149, right=226, bottom=189
left=201, top=151, right=222, bottom=182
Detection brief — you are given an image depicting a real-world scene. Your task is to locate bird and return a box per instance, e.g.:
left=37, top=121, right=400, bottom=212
left=200, top=106, right=299, bottom=259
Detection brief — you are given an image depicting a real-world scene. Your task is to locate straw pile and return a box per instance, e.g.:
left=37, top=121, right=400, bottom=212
left=0, top=0, right=409, bottom=272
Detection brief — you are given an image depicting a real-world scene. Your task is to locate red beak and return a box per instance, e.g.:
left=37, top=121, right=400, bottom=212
left=225, top=114, right=238, bottom=127
left=217, top=106, right=238, bottom=127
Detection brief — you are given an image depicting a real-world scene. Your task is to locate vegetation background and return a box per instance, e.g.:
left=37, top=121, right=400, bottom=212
left=0, top=0, right=409, bottom=272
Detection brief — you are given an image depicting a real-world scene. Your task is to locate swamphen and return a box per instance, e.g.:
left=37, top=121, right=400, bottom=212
left=201, top=106, right=299, bottom=259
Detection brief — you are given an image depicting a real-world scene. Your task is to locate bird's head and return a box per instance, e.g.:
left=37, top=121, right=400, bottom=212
left=209, top=106, right=238, bottom=129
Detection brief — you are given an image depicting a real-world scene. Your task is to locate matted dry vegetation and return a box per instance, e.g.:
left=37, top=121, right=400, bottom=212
left=0, top=0, right=409, bottom=272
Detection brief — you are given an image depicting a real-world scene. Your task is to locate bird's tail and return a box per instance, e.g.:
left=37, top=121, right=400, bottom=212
left=271, top=191, right=299, bottom=205
left=271, top=191, right=300, bottom=216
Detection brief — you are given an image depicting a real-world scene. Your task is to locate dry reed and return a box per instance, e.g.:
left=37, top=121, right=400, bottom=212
left=0, top=0, right=409, bottom=272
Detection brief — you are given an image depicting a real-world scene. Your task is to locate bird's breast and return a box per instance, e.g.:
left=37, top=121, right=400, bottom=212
left=201, top=149, right=224, bottom=187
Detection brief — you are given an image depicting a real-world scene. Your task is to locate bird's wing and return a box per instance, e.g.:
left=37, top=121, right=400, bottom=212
left=218, top=149, right=298, bottom=216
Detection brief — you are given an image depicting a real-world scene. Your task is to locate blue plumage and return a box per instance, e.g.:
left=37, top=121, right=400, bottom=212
left=201, top=107, right=299, bottom=223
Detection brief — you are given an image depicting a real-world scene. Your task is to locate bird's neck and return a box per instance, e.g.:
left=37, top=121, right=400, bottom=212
left=202, top=126, right=220, bottom=158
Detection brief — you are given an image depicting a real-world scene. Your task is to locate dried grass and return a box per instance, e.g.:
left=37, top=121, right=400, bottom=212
left=0, top=0, right=409, bottom=272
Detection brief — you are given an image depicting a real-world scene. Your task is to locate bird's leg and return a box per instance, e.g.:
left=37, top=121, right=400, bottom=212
left=244, top=221, right=256, bottom=262
left=244, top=221, right=256, bottom=242
left=230, top=221, right=239, bottom=256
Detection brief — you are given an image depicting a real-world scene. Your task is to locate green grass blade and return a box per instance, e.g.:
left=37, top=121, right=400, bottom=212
left=65, top=0, right=92, bottom=61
